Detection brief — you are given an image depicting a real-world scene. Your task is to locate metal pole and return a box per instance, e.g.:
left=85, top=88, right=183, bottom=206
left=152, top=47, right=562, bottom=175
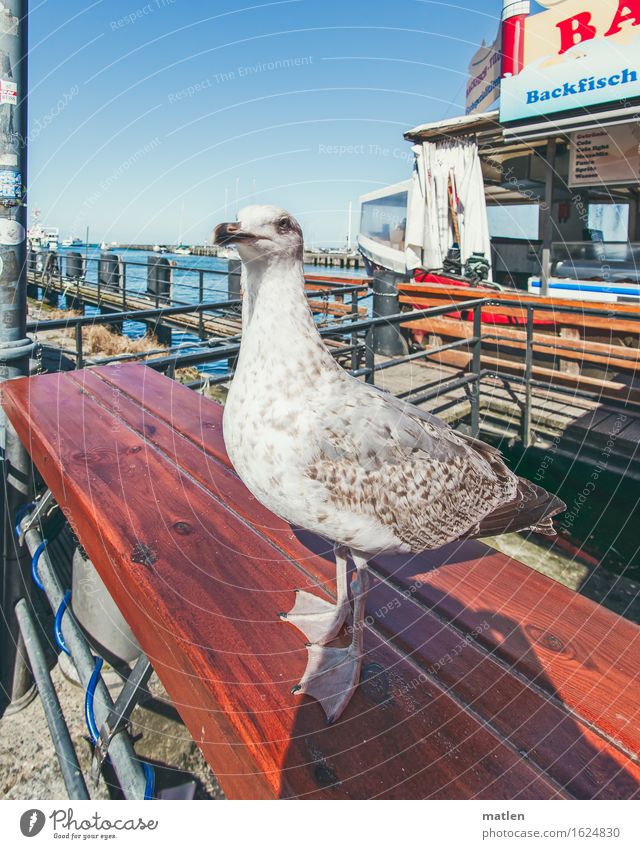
left=22, top=525, right=148, bottom=798
left=522, top=305, right=533, bottom=448
left=350, top=289, right=359, bottom=374
left=198, top=270, right=204, bottom=339
left=370, top=270, right=408, bottom=357
left=0, top=0, right=36, bottom=712
left=15, top=599, right=89, bottom=799
left=227, top=257, right=241, bottom=300
left=470, top=303, right=482, bottom=438
left=540, top=136, right=556, bottom=298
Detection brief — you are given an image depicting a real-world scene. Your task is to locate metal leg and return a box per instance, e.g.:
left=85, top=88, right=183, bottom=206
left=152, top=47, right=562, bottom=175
left=15, top=599, right=89, bottom=799
left=91, top=654, right=154, bottom=782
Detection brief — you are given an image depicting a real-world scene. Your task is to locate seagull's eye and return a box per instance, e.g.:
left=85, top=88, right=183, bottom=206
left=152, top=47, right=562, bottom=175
left=277, top=216, right=291, bottom=232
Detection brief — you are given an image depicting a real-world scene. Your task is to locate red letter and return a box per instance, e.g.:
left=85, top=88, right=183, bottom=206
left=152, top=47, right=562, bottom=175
left=556, top=13, right=597, bottom=54
left=605, top=1, right=640, bottom=37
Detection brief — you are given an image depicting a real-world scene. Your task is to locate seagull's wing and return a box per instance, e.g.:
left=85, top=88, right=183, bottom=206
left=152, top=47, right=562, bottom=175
left=309, top=382, right=564, bottom=551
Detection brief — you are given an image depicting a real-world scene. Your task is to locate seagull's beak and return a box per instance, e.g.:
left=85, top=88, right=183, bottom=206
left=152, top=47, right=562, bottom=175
left=213, top=222, right=255, bottom=245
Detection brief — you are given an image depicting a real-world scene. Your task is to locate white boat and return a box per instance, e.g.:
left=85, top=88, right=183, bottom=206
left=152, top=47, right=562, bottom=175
left=61, top=237, right=83, bottom=248
left=27, top=210, right=59, bottom=251
left=174, top=244, right=191, bottom=256
left=216, top=245, right=240, bottom=261
left=153, top=244, right=168, bottom=254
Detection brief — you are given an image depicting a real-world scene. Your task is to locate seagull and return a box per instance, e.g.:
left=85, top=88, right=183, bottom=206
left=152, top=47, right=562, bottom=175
left=214, top=205, right=565, bottom=724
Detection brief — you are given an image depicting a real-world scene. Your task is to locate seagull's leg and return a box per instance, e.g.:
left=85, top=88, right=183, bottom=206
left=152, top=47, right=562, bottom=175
left=279, top=544, right=350, bottom=646
left=292, top=550, right=370, bottom=724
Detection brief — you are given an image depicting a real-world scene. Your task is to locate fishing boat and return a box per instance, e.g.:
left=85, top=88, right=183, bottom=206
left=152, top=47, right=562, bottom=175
left=153, top=244, right=168, bottom=253
left=61, top=236, right=83, bottom=248
left=174, top=244, right=191, bottom=256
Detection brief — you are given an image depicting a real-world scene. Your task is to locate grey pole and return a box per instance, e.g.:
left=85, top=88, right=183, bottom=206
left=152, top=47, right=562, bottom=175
left=540, top=136, right=556, bottom=298
left=0, top=1, right=35, bottom=712
left=368, top=270, right=409, bottom=357
left=227, top=257, right=241, bottom=300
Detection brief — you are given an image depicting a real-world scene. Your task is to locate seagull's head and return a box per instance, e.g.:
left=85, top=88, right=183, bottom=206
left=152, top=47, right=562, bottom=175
left=213, top=205, right=303, bottom=263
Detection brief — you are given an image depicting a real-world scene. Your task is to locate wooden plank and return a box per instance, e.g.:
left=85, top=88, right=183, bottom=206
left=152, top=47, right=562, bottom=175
left=70, top=365, right=640, bottom=798
left=92, top=365, right=640, bottom=765
left=399, top=283, right=640, bottom=316
left=399, top=315, right=640, bottom=373
left=414, top=347, right=640, bottom=405
left=399, top=293, right=640, bottom=335
left=2, top=368, right=566, bottom=800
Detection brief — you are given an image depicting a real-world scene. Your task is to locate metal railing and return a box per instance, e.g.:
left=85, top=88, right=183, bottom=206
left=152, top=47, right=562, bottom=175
left=27, top=281, right=369, bottom=370
left=30, top=252, right=370, bottom=314
left=26, top=269, right=640, bottom=447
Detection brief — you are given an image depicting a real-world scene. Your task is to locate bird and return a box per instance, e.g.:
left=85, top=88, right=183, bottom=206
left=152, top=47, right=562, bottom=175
left=214, top=205, right=565, bottom=724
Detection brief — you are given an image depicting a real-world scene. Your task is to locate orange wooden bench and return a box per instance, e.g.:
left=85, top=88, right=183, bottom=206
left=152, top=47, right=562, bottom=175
left=2, top=363, right=639, bottom=799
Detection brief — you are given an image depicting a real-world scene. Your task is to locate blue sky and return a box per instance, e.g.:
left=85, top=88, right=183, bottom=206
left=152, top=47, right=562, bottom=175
left=28, top=0, right=519, bottom=245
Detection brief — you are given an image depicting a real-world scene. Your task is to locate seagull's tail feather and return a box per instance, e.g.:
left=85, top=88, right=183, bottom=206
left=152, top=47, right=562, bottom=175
left=467, top=477, right=566, bottom=539
left=458, top=433, right=566, bottom=539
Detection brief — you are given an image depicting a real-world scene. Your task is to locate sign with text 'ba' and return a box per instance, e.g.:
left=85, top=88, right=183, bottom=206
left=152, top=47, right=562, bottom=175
left=500, top=0, right=640, bottom=123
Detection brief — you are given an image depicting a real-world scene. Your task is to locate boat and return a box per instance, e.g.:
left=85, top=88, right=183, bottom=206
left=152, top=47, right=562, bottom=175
left=61, top=237, right=83, bottom=248
left=153, top=244, right=168, bottom=254
left=27, top=209, right=59, bottom=252
left=216, top=245, right=240, bottom=261
left=174, top=244, right=191, bottom=256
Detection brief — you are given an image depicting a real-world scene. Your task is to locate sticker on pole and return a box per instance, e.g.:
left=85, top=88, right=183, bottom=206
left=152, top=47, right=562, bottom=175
left=0, top=170, right=21, bottom=199
left=0, top=219, right=24, bottom=244
left=0, top=79, right=17, bottom=105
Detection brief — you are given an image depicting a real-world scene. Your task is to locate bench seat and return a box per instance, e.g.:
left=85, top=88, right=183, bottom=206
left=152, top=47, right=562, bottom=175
left=3, top=363, right=639, bottom=799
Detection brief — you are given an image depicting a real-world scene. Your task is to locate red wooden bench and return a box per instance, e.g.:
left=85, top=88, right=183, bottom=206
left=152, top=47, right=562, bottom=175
left=2, top=363, right=639, bottom=799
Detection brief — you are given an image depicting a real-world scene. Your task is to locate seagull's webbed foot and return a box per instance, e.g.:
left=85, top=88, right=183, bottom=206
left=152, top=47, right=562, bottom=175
left=279, top=590, right=348, bottom=645
left=291, top=551, right=370, bottom=724
left=292, top=644, right=363, bottom=725
left=278, top=545, right=350, bottom=646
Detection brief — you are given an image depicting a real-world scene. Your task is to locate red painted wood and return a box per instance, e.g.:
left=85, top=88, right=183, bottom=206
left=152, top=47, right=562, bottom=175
left=3, top=363, right=639, bottom=799
left=96, top=365, right=640, bottom=762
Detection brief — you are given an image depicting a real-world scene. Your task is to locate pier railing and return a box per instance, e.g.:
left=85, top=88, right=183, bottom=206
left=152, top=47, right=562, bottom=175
left=30, top=252, right=371, bottom=316
left=26, top=265, right=640, bottom=447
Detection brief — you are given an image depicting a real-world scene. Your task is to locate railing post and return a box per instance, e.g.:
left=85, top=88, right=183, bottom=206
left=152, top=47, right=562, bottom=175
left=122, top=261, right=127, bottom=310
left=350, top=288, right=359, bottom=374
left=227, top=258, right=241, bottom=300
left=75, top=323, right=84, bottom=370
left=522, top=304, right=533, bottom=448
left=364, top=334, right=375, bottom=385
left=198, top=271, right=205, bottom=340
left=371, top=270, right=408, bottom=356
left=470, top=303, right=482, bottom=438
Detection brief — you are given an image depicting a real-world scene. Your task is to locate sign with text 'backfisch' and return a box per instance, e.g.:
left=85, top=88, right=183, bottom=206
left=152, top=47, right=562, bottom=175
left=500, top=1, right=640, bottom=123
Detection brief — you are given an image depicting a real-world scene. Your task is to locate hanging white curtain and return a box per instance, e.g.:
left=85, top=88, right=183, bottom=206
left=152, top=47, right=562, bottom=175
left=405, top=137, right=491, bottom=273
